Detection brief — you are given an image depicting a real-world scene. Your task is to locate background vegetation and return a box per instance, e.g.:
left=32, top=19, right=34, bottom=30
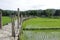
left=0, top=9, right=60, bottom=18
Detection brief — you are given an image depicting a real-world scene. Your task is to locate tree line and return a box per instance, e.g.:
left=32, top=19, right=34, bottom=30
left=0, top=9, right=60, bottom=18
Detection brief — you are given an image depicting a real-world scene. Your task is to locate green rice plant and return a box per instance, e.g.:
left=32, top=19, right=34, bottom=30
left=20, top=17, right=60, bottom=40
left=2, top=16, right=11, bottom=25
left=22, top=17, right=60, bottom=29
left=20, top=30, right=60, bottom=40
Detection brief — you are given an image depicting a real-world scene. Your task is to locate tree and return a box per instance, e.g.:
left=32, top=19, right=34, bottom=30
left=51, top=9, right=56, bottom=17
left=37, top=10, right=42, bottom=16
left=45, top=9, right=56, bottom=17
left=55, top=10, right=60, bottom=16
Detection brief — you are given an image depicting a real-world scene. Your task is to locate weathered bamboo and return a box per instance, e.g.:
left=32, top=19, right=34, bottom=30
left=17, top=8, right=20, bottom=28
left=0, top=11, right=2, bottom=29
left=20, top=14, right=23, bottom=25
left=11, top=15, right=15, bottom=38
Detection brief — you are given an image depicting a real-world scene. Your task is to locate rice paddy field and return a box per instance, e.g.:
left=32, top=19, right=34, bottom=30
left=2, top=16, right=11, bottom=25
left=20, top=17, right=60, bottom=40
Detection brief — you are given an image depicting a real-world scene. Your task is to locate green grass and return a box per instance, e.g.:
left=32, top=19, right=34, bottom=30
left=2, top=16, right=11, bottom=25
left=22, top=17, right=60, bottom=29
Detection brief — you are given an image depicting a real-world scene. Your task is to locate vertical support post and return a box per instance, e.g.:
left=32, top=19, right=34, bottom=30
left=20, top=14, right=23, bottom=25
left=11, top=15, right=15, bottom=38
left=20, top=14, right=21, bottom=25
left=17, top=8, right=20, bottom=28
left=0, top=11, right=2, bottom=29
left=25, top=12, right=27, bottom=18
left=18, top=14, right=23, bottom=40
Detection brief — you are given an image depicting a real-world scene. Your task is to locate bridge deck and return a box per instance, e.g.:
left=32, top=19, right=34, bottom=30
left=0, top=20, right=21, bottom=40
left=0, top=17, right=32, bottom=40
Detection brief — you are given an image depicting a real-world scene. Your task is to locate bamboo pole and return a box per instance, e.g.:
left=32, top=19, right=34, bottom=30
left=0, top=11, right=2, bottom=29
left=20, top=14, right=23, bottom=25
left=11, top=14, right=15, bottom=38
left=17, top=8, right=20, bottom=28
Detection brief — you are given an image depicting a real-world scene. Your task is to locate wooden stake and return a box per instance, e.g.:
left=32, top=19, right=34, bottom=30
left=11, top=15, right=15, bottom=38
left=17, top=8, right=20, bottom=28
left=0, top=11, right=2, bottom=29
left=20, top=14, right=23, bottom=25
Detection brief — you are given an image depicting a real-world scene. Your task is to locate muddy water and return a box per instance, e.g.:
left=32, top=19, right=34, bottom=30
left=21, top=30, right=60, bottom=40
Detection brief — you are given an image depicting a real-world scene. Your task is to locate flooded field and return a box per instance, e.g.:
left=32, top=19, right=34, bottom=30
left=20, top=30, right=60, bottom=40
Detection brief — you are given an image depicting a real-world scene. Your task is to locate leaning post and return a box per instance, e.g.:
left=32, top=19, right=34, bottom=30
left=25, top=12, right=27, bottom=18
left=11, top=14, right=15, bottom=39
left=17, top=8, right=20, bottom=28
left=0, top=11, right=2, bottom=29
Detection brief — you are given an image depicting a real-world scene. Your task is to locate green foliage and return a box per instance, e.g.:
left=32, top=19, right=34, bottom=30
left=0, top=9, right=60, bottom=18
left=45, top=9, right=56, bottom=17
left=1, top=9, right=17, bottom=16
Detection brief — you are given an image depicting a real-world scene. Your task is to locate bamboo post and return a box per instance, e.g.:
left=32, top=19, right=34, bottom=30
left=17, top=8, right=20, bottom=28
left=18, top=14, right=23, bottom=40
left=20, top=14, right=23, bottom=25
left=11, top=14, right=15, bottom=38
left=0, top=11, right=2, bottom=29
left=20, top=14, right=21, bottom=25
left=25, top=12, right=27, bottom=18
